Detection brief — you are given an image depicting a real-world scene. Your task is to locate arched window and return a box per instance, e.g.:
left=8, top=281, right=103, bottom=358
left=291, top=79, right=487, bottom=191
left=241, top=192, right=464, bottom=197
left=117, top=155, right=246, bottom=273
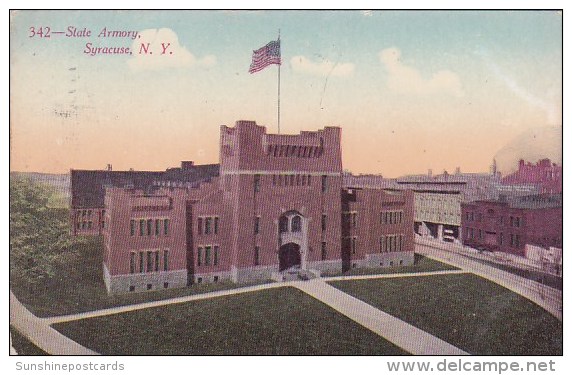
left=279, top=216, right=289, bottom=233
left=291, top=215, right=302, bottom=232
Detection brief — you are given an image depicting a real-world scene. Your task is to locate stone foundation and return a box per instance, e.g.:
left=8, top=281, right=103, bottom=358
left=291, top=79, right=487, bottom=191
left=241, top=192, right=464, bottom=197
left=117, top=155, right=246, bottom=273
left=103, top=263, right=188, bottom=295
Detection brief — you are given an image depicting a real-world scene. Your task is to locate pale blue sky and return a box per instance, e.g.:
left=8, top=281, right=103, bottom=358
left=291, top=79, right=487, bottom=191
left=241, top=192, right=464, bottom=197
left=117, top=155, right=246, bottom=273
left=10, top=10, right=562, bottom=176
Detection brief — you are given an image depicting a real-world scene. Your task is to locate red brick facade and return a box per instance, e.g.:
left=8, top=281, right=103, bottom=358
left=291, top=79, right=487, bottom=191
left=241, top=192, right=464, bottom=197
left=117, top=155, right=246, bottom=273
left=102, top=121, right=415, bottom=294
left=461, top=194, right=562, bottom=256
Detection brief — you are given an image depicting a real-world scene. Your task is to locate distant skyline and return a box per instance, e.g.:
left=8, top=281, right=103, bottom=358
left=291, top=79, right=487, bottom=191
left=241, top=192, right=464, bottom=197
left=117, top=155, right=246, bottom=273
left=10, top=10, right=562, bottom=177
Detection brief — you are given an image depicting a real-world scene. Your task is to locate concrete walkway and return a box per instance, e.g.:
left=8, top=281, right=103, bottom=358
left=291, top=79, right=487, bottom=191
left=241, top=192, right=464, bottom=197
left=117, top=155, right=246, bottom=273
left=416, top=241, right=562, bottom=321
left=10, top=291, right=98, bottom=355
left=44, top=269, right=468, bottom=325
left=293, top=279, right=468, bottom=355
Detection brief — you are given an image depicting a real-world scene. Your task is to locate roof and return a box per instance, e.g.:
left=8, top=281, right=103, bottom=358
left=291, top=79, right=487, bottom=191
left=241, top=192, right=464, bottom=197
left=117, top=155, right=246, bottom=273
left=70, top=164, right=219, bottom=208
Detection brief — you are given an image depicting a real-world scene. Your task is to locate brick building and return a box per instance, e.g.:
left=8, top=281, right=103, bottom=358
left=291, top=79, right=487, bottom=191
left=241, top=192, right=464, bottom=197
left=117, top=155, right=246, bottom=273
left=461, top=194, right=562, bottom=256
left=70, top=163, right=219, bottom=235
left=102, top=120, right=414, bottom=294
left=502, top=159, right=562, bottom=194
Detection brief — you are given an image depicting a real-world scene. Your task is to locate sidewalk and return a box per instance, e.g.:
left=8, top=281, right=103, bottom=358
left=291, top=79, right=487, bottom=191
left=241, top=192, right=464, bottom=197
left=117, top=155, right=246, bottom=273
left=10, top=291, right=98, bottom=355
left=293, top=279, right=468, bottom=355
left=416, top=242, right=562, bottom=321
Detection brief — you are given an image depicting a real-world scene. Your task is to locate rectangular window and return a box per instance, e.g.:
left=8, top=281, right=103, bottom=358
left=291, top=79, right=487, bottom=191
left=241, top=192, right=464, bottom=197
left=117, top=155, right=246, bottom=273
left=205, top=246, right=211, bottom=266
left=88, top=221, right=93, bottom=229
left=254, top=246, right=260, bottom=266
left=101, top=221, right=105, bottom=229
left=351, top=237, right=357, bottom=254
left=352, top=213, right=357, bottom=228
left=163, top=250, right=169, bottom=271
left=214, top=217, right=219, bottom=234
left=205, top=217, right=212, bottom=234
left=254, top=174, right=261, bottom=192
left=321, top=175, right=327, bottom=192
left=255, top=216, right=260, bottom=234
left=479, top=229, right=483, bottom=240
left=197, top=247, right=203, bottom=266
left=147, top=219, right=152, bottom=236
left=164, top=219, right=169, bottom=236
left=130, top=252, right=136, bottom=274
left=198, top=218, right=203, bottom=235
left=499, top=232, right=504, bottom=245
left=321, top=214, right=326, bottom=231
left=155, top=251, right=159, bottom=272
left=398, top=211, right=403, bottom=224
left=147, top=251, right=153, bottom=272
left=307, top=175, right=312, bottom=186
left=214, top=246, right=219, bottom=266
left=139, top=251, right=144, bottom=273
left=321, top=242, right=327, bottom=260
left=155, top=219, right=160, bottom=236
left=139, top=219, right=145, bottom=236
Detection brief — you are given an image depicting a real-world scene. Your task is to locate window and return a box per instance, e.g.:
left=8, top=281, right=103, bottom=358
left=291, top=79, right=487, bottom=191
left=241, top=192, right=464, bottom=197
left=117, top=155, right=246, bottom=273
left=214, top=276, right=219, bottom=283
left=164, top=219, right=169, bottom=235
left=321, top=214, right=326, bottom=231
left=499, top=232, right=504, bottom=245
left=197, top=277, right=203, bottom=284
left=205, top=246, right=211, bottom=266
left=139, top=251, right=144, bottom=273
left=197, top=247, right=203, bottom=266
left=147, top=219, right=152, bottom=236
left=321, top=175, right=327, bottom=192
left=214, top=217, right=219, bottom=234
left=155, top=219, right=160, bottom=236
left=147, top=284, right=152, bottom=290
left=291, top=215, right=302, bottom=232
left=479, top=229, right=483, bottom=240
left=254, top=246, right=260, bottom=266
left=163, top=250, right=169, bottom=271
left=155, top=251, right=159, bottom=272
left=352, top=213, right=357, bottom=228
left=88, top=210, right=92, bottom=218
left=321, top=242, right=327, bottom=260
left=351, top=237, right=357, bottom=254
left=147, top=251, right=153, bottom=272
left=88, top=221, right=93, bottom=229
left=279, top=216, right=289, bottom=233
left=254, top=174, right=260, bottom=192
left=214, top=246, right=219, bottom=266
left=307, top=175, right=312, bottom=185
left=129, top=286, right=135, bottom=292
left=139, top=219, right=145, bottom=236
left=255, top=217, right=260, bottom=234
left=163, top=282, right=169, bottom=289
left=380, top=236, right=385, bottom=252
left=198, top=218, right=203, bottom=235
left=205, top=217, right=212, bottom=234
left=130, top=252, right=136, bottom=274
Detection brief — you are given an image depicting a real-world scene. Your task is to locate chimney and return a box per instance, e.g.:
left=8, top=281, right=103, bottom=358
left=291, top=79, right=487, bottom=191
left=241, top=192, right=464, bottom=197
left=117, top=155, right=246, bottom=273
left=428, top=169, right=433, bottom=177
left=181, top=161, right=194, bottom=170
left=107, top=164, right=112, bottom=171
left=455, top=167, right=461, bottom=175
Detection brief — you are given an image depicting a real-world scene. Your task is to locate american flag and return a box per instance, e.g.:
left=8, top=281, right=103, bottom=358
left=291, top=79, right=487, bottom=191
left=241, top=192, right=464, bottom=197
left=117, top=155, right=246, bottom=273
left=249, top=39, right=281, bottom=74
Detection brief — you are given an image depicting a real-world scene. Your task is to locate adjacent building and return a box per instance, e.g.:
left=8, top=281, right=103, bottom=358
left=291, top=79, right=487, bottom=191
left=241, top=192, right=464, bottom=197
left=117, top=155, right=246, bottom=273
left=102, top=121, right=415, bottom=294
left=461, top=194, right=562, bottom=256
left=502, top=158, right=562, bottom=194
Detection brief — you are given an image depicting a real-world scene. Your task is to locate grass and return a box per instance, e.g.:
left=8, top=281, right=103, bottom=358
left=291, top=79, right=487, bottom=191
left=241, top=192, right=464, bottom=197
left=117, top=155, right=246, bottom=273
left=329, top=274, right=562, bottom=355
left=321, top=253, right=458, bottom=277
left=10, top=326, right=48, bottom=356
left=11, top=235, right=271, bottom=318
left=52, top=287, right=407, bottom=355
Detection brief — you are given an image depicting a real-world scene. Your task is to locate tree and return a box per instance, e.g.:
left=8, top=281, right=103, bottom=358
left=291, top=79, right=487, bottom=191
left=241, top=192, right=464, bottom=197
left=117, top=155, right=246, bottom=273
left=9, top=176, right=83, bottom=292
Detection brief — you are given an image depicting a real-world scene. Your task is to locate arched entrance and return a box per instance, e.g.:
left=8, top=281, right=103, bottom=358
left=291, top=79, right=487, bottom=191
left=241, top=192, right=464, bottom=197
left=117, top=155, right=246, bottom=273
left=279, top=243, right=301, bottom=271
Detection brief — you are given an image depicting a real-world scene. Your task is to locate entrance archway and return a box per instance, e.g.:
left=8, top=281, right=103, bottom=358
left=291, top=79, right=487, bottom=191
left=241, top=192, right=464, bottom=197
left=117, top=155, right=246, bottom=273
left=279, top=243, right=301, bottom=271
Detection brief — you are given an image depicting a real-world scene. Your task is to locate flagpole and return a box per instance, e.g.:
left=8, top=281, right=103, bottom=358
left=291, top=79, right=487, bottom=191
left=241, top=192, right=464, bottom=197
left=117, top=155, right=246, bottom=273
left=277, top=29, right=281, bottom=134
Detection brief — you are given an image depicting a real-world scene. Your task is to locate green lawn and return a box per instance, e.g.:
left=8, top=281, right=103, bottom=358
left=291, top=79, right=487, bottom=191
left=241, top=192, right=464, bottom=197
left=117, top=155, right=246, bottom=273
left=10, top=326, right=48, bottom=356
left=329, top=274, right=562, bottom=355
left=322, top=253, right=458, bottom=277
left=52, top=287, right=407, bottom=355
left=11, top=235, right=270, bottom=318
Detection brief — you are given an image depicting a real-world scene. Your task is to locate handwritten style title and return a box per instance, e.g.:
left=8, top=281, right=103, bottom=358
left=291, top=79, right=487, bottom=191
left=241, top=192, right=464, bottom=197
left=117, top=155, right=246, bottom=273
left=29, top=26, right=174, bottom=57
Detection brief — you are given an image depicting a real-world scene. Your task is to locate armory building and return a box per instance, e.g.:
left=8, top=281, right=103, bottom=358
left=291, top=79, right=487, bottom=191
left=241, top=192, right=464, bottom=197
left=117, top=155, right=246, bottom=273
left=72, top=120, right=414, bottom=295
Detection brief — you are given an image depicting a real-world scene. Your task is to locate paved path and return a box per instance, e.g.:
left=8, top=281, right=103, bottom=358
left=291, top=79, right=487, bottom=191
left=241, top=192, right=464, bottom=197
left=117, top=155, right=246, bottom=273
left=10, top=291, right=98, bottom=355
left=44, top=269, right=468, bottom=325
left=293, top=279, right=468, bottom=355
left=416, top=240, right=562, bottom=321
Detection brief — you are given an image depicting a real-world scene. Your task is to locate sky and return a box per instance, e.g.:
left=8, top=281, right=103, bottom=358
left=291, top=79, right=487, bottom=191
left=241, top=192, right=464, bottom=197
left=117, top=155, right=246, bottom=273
left=9, top=10, right=562, bottom=177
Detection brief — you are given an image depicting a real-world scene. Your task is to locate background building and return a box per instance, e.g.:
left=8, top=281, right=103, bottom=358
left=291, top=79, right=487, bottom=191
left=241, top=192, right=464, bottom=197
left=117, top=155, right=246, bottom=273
left=461, top=194, right=562, bottom=256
